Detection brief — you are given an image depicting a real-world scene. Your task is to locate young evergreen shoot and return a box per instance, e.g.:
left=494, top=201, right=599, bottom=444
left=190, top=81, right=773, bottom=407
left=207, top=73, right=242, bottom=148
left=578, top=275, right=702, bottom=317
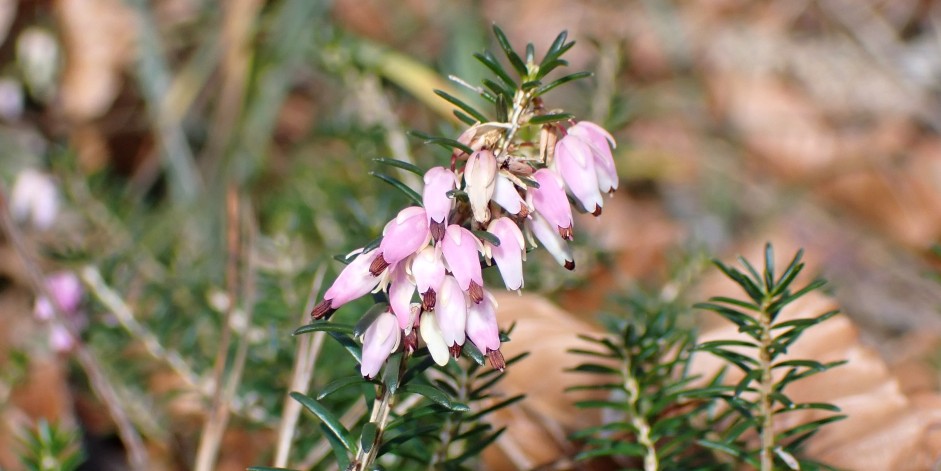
left=694, top=244, right=845, bottom=470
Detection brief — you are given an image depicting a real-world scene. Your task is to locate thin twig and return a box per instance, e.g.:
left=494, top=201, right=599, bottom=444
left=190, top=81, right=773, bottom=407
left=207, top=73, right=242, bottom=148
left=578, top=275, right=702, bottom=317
left=193, top=185, right=241, bottom=471
left=0, top=185, right=149, bottom=468
left=273, top=264, right=328, bottom=467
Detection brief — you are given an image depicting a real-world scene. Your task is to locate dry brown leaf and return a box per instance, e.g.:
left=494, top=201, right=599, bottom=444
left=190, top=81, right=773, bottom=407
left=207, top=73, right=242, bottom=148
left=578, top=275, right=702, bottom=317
left=54, top=0, right=136, bottom=121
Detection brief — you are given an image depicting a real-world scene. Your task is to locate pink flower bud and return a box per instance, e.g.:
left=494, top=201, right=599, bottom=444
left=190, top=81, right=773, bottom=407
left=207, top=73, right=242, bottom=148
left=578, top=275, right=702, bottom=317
left=435, top=275, right=467, bottom=350
left=11, top=169, right=59, bottom=230
left=373, top=206, right=431, bottom=275
left=360, top=311, right=400, bottom=378
left=529, top=169, right=574, bottom=240
left=463, top=150, right=497, bottom=223
left=34, top=271, right=83, bottom=321
left=388, top=262, right=416, bottom=329
left=419, top=312, right=450, bottom=366
left=528, top=212, right=575, bottom=271
left=466, top=289, right=500, bottom=354
left=441, top=225, right=485, bottom=303
left=312, top=249, right=382, bottom=318
left=49, top=324, right=75, bottom=353
left=422, top=167, right=457, bottom=241
left=485, top=217, right=526, bottom=291
left=555, top=134, right=604, bottom=216
left=409, top=245, right=445, bottom=310
left=491, top=173, right=528, bottom=217
left=569, top=121, right=618, bottom=193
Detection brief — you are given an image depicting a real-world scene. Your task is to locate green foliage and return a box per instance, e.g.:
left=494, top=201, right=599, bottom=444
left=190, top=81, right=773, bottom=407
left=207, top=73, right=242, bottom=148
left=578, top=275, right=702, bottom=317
left=18, top=420, right=84, bottom=471
left=695, top=244, right=845, bottom=470
left=290, top=315, right=524, bottom=470
left=571, top=245, right=845, bottom=471
left=570, top=297, right=719, bottom=470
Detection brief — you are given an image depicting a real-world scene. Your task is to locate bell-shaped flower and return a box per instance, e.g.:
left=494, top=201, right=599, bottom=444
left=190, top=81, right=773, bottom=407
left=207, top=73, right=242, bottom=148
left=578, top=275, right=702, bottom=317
left=568, top=121, right=618, bottom=194
left=388, top=262, right=416, bottom=329
left=419, top=312, right=450, bottom=366
left=311, top=249, right=382, bottom=319
left=466, top=289, right=500, bottom=353
left=372, top=206, right=431, bottom=275
left=555, top=134, right=604, bottom=216
left=529, top=169, right=574, bottom=240
left=360, top=311, right=400, bottom=378
left=491, top=173, right=528, bottom=218
left=11, top=169, right=59, bottom=230
left=441, top=225, right=485, bottom=303
left=422, top=167, right=457, bottom=241
left=528, top=212, right=575, bottom=271
left=463, top=150, right=497, bottom=224
left=435, top=275, right=467, bottom=353
left=34, top=271, right=83, bottom=321
left=485, top=217, right=526, bottom=291
left=409, top=245, right=445, bottom=310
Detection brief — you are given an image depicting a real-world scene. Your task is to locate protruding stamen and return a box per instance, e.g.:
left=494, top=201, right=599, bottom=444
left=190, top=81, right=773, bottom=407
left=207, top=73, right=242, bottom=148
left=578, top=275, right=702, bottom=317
left=403, top=329, right=418, bottom=353
left=564, top=260, right=575, bottom=271
left=369, top=253, right=389, bottom=276
left=468, top=281, right=484, bottom=304
left=449, top=343, right=463, bottom=358
left=430, top=220, right=446, bottom=242
left=487, top=349, right=506, bottom=371
left=421, top=290, right=437, bottom=311
left=558, top=225, right=574, bottom=241
left=592, top=205, right=602, bottom=217
left=311, top=299, right=334, bottom=319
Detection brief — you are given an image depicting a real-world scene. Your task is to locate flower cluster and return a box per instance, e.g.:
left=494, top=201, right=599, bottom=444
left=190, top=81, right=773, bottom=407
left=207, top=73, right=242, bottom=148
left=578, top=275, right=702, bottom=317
left=310, top=118, right=617, bottom=378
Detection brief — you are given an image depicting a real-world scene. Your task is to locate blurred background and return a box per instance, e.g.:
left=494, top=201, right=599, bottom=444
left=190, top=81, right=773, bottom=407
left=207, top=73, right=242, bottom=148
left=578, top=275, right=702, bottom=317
left=1, top=0, right=941, bottom=469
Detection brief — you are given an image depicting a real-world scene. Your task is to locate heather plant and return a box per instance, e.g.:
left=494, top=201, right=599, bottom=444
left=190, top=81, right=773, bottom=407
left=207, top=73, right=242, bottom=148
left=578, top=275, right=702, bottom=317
left=254, top=26, right=623, bottom=470
left=571, top=245, right=846, bottom=471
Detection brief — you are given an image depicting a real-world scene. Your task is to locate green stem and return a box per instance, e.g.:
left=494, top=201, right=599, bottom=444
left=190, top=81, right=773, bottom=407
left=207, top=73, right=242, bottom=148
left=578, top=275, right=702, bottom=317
left=624, top=359, right=658, bottom=471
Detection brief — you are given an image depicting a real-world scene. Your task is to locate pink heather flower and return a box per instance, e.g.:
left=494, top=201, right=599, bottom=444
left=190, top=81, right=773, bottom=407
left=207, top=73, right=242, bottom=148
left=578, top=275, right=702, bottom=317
left=11, top=169, right=59, bottom=230
left=372, top=206, right=431, bottom=275
left=485, top=217, right=526, bottom=291
left=409, top=245, right=445, bottom=310
left=568, top=121, right=618, bottom=193
left=34, top=271, right=83, bottom=321
left=419, top=312, right=450, bottom=366
left=466, top=289, right=500, bottom=353
left=422, top=167, right=457, bottom=241
left=435, top=276, right=467, bottom=353
left=528, top=212, right=575, bottom=271
left=388, top=262, right=416, bottom=329
left=360, top=311, right=400, bottom=378
left=555, top=133, right=604, bottom=216
left=49, top=324, right=75, bottom=353
left=463, top=150, right=497, bottom=224
left=529, top=169, right=574, bottom=240
left=491, top=173, right=529, bottom=218
left=441, top=224, right=485, bottom=303
left=311, top=249, right=382, bottom=319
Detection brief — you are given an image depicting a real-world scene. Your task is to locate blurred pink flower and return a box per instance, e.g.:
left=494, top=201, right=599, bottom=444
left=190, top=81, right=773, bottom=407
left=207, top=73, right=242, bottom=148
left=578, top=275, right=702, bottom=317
left=463, top=150, right=497, bottom=224
left=11, top=169, right=59, bottom=230
left=360, top=311, right=400, bottom=378
left=441, top=225, right=485, bottom=303
left=528, top=212, right=575, bottom=271
left=435, top=275, right=467, bottom=355
left=555, top=132, right=604, bottom=216
left=34, top=271, right=83, bottom=321
left=568, top=121, right=618, bottom=194
left=311, top=249, right=382, bottom=319
left=422, top=167, right=457, bottom=241
left=529, top=169, right=574, bottom=240
left=466, top=288, right=503, bottom=370
left=410, top=245, right=445, bottom=311
left=485, top=217, right=526, bottom=291
left=388, top=262, right=416, bottom=329
left=372, top=206, right=431, bottom=275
